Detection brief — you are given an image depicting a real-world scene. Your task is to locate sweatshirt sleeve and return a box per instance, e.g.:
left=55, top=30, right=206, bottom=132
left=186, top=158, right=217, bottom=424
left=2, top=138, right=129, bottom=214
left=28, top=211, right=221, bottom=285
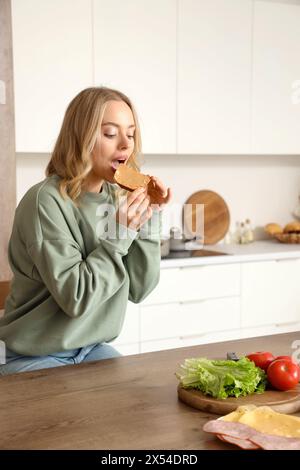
left=123, top=210, right=161, bottom=303
left=26, top=196, right=137, bottom=319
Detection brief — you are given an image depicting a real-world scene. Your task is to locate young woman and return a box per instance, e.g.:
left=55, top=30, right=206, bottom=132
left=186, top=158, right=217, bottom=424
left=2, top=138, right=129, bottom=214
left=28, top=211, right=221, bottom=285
left=0, top=87, right=171, bottom=375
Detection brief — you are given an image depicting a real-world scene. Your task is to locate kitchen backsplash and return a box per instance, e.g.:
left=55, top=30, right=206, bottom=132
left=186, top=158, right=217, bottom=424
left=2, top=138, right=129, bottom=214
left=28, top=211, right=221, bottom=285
left=17, top=153, right=300, bottom=241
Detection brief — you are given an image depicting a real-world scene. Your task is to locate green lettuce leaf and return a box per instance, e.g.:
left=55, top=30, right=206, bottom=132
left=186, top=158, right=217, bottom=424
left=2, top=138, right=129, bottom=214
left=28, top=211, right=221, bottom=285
left=176, top=357, right=267, bottom=399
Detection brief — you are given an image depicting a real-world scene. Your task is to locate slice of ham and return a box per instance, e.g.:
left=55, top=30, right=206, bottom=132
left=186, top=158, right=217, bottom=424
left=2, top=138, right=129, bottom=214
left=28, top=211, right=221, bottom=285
left=250, top=433, right=300, bottom=451
left=217, top=433, right=259, bottom=450
left=204, top=420, right=255, bottom=439
left=203, top=419, right=300, bottom=450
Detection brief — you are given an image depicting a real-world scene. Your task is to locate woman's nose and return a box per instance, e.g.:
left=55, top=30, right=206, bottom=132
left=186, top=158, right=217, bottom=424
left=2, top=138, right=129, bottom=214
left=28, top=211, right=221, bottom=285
left=118, top=134, right=130, bottom=149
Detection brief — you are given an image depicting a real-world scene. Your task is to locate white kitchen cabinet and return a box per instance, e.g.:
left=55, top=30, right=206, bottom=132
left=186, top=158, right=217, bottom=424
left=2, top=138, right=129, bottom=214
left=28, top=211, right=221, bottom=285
left=111, top=255, right=300, bottom=356
left=111, top=264, right=241, bottom=355
left=176, top=264, right=240, bottom=302
left=140, top=329, right=242, bottom=354
left=112, top=343, right=139, bottom=356
left=252, top=0, right=300, bottom=154
left=12, top=0, right=300, bottom=156
left=140, top=267, right=181, bottom=305
left=93, top=0, right=176, bottom=154
left=177, top=0, right=252, bottom=154
left=110, top=301, right=140, bottom=355
left=137, top=263, right=241, bottom=353
left=140, top=296, right=240, bottom=342
left=241, top=259, right=300, bottom=329
left=240, top=322, right=300, bottom=342
left=11, top=0, right=93, bottom=152
left=141, top=264, right=240, bottom=305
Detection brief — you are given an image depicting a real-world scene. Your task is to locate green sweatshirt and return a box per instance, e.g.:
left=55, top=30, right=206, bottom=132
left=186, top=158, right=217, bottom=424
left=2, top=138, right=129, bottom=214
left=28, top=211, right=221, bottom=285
left=0, top=175, right=161, bottom=355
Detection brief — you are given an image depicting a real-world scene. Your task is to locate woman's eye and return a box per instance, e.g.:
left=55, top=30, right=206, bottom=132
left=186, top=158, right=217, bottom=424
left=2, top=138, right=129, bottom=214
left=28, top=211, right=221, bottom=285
left=104, top=133, right=134, bottom=140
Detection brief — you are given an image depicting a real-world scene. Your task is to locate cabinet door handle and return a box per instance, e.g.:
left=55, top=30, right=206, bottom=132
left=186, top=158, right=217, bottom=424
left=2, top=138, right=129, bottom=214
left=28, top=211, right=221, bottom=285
left=179, top=333, right=208, bottom=340
left=179, top=295, right=238, bottom=305
left=275, top=321, right=300, bottom=327
left=179, top=265, right=205, bottom=271
left=179, top=298, right=207, bottom=305
left=275, top=258, right=300, bottom=262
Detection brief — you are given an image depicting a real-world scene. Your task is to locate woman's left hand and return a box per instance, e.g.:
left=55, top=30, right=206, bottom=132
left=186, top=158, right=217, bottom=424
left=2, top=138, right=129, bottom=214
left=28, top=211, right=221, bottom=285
left=146, top=176, right=172, bottom=210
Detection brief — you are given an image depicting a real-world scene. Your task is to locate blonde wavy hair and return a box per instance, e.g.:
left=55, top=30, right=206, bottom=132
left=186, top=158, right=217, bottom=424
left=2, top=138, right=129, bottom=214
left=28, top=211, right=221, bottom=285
left=46, top=86, right=142, bottom=202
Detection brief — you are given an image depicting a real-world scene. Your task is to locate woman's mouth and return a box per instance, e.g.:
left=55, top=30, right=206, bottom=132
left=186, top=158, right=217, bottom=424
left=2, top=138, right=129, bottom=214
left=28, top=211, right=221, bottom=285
left=111, top=159, right=127, bottom=171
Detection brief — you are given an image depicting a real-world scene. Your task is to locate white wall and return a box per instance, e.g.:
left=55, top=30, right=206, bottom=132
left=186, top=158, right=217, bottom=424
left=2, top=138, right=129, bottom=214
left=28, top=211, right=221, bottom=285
left=17, top=153, right=300, bottom=239
left=142, top=155, right=300, bottom=237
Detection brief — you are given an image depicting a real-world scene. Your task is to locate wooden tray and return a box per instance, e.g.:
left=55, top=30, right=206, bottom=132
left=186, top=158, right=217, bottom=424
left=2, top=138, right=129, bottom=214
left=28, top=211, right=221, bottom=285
left=178, top=384, right=300, bottom=415
left=183, top=190, right=230, bottom=244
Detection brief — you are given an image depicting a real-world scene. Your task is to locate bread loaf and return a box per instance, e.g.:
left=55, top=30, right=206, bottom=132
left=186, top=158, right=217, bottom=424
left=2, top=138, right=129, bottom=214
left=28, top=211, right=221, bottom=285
left=283, top=221, right=300, bottom=233
left=264, top=223, right=283, bottom=236
left=114, top=164, right=151, bottom=191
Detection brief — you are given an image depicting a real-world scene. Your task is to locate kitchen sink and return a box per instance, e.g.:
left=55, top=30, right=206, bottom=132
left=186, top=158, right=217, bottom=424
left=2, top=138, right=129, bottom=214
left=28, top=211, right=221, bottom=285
left=161, top=249, right=232, bottom=259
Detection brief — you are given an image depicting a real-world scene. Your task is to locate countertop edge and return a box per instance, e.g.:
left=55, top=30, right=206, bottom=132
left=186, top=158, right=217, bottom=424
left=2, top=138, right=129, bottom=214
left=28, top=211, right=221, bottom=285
left=160, top=242, right=300, bottom=268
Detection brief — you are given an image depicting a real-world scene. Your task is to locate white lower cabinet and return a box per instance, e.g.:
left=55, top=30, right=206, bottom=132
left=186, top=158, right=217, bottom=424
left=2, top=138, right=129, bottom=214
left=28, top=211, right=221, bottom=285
left=239, top=322, right=300, bottom=342
left=142, top=264, right=240, bottom=305
left=112, top=343, right=140, bottom=356
left=110, top=301, right=140, bottom=355
left=114, top=258, right=300, bottom=356
left=137, top=263, right=241, bottom=353
left=241, top=259, right=300, bottom=329
left=140, top=330, right=242, bottom=354
left=140, top=297, right=240, bottom=342
left=140, top=297, right=240, bottom=353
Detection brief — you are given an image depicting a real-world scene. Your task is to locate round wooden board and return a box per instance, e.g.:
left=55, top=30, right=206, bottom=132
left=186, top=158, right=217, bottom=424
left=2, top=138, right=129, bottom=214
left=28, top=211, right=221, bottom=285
left=183, top=190, right=230, bottom=244
left=178, top=384, right=300, bottom=415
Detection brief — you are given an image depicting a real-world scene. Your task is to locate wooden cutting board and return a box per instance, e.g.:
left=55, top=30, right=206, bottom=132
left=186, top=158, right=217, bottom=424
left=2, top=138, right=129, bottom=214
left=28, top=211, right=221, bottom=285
left=178, top=384, right=300, bottom=415
left=183, top=190, right=230, bottom=244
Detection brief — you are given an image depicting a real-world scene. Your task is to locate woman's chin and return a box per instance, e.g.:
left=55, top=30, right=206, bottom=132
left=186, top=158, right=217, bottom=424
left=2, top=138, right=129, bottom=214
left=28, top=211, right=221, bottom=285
left=106, top=169, right=117, bottom=184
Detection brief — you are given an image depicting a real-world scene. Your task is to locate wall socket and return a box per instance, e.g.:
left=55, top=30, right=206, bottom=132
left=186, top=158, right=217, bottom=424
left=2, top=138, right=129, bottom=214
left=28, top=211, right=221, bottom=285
left=0, top=80, right=6, bottom=105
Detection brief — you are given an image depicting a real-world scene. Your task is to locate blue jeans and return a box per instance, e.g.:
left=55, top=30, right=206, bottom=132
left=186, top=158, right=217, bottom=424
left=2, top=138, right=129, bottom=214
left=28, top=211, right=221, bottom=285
left=0, top=343, right=122, bottom=376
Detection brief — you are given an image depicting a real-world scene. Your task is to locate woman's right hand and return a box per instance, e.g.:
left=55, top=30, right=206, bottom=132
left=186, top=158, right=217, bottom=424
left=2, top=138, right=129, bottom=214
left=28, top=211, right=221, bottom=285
left=116, top=187, right=152, bottom=232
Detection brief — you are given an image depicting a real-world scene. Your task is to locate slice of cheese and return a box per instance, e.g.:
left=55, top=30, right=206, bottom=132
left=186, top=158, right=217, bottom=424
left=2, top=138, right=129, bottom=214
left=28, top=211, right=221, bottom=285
left=221, top=405, right=300, bottom=438
left=221, top=404, right=256, bottom=422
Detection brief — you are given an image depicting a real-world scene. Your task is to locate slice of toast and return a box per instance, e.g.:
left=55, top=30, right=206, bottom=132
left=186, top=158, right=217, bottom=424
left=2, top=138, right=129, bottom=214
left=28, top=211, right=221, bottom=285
left=114, top=164, right=151, bottom=191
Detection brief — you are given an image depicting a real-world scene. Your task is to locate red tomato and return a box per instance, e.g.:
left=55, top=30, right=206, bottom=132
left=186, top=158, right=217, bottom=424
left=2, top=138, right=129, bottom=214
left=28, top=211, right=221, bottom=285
left=274, top=355, right=296, bottom=362
left=272, top=355, right=300, bottom=375
left=246, top=351, right=275, bottom=371
left=267, top=359, right=300, bottom=391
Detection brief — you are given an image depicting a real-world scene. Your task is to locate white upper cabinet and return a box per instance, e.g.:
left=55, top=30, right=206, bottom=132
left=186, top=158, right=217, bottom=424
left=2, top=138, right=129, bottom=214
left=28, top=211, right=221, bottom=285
left=252, top=1, right=300, bottom=154
left=12, top=0, right=93, bottom=152
left=11, top=0, right=300, bottom=155
left=177, top=0, right=252, bottom=154
left=93, top=0, right=176, bottom=154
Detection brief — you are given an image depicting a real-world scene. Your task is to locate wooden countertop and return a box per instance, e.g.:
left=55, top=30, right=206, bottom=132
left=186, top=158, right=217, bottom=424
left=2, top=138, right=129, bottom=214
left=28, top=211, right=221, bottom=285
left=0, top=332, right=299, bottom=450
